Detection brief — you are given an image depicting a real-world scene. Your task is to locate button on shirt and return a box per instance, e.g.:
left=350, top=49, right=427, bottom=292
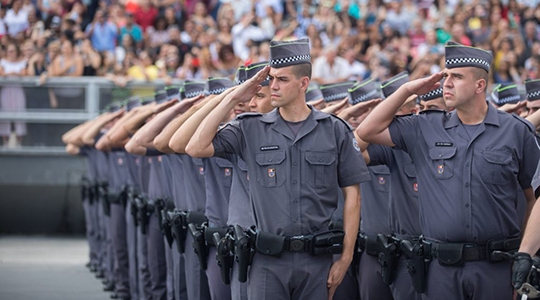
left=388, top=105, right=540, bottom=243
left=213, top=108, right=370, bottom=236
left=359, top=165, right=391, bottom=235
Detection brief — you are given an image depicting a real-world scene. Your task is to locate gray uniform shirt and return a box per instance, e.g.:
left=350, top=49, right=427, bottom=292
left=360, top=165, right=391, bottom=235
left=80, top=146, right=98, bottom=182
left=95, top=150, right=109, bottom=183
left=108, top=150, right=133, bottom=194
left=204, top=157, right=233, bottom=227
left=213, top=108, right=370, bottom=236
left=388, top=105, right=540, bottom=243
left=147, top=156, right=172, bottom=202
left=367, top=144, right=421, bottom=237
left=227, top=156, right=256, bottom=228
left=179, top=155, right=207, bottom=212
left=167, top=154, right=187, bottom=210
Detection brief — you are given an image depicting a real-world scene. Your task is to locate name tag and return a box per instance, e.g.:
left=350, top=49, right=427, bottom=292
left=435, top=142, right=454, bottom=147
left=260, top=145, right=280, bottom=151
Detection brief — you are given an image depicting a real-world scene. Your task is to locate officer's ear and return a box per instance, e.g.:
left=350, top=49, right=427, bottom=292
left=299, top=76, right=310, bottom=93
left=473, top=69, right=488, bottom=94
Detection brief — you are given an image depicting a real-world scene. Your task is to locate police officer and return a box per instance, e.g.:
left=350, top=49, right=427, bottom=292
left=526, top=79, right=540, bottom=118
left=182, top=38, right=370, bottom=299
left=358, top=42, right=540, bottom=300
left=355, top=75, right=422, bottom=300
left=417, top=83, right=447, bottom=112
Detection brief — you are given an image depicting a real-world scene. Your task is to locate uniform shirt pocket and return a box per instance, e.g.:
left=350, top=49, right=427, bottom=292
left=481, top=149, right=513, bottom=185
left=255, top=151, right=286, bottom=188
left=304, top=151, right=337, bottom=188
left=403, top=164, right=418, bottom=195
left=428, top=147, right=457, bottom=180
left=215, top=158, right=233, bottom=187
left=371, top=166, right=390, bottom=193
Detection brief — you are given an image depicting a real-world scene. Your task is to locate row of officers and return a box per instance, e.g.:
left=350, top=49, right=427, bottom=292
left=63, top=38, right=540, bottom=300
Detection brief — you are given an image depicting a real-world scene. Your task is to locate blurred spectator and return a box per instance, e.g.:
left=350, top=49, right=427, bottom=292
left=0, top=43, right=27, bottom=147
left=134, top=0, right=158, bottom=32
left=146, top=16, right=169, bottom=49
left=163, top=6, right=182, bottom=28
left=190, top=2, right=215, bottom=31
left=120, top=13, right=143, bottom=47
left=127, top=50, right=159, bottom=96
left=214, top=44, right=241, bottom=78
left=312, top=45, right=351, bottom=85
left=115, top=33, right=135, bottom=65
left=175, top=51, right=201, bottom=79
left=85, top=10, right=117, bottom=53
left=49, top=39, right=83, bottom=77
left=80, top=38, right=101, bottom=76
left=26, top=9, right=45, bottom=41
left=343, top=48, right=367, bottom=81
left=231, top=11, right=266, bottom=61
left=5, top=0, right=29, bottom=39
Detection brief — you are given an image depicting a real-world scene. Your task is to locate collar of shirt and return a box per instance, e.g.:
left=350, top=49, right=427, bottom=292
left=444, top=102, right=500, bottom=129
left=260, top=106, right=329, bottom=124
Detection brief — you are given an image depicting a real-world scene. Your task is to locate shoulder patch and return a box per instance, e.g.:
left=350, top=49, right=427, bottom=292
left=512, top=114, right=536, bottom=132
left=329, top=114, right=353, bottom=130
left=236, top=112, right=262, bottom=119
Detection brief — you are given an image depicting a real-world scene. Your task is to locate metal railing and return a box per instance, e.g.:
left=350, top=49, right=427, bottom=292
left=0, top=76, right=180, bottom=154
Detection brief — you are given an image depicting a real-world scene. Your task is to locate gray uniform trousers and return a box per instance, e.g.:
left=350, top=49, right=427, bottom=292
left=184, top=233, right=211, bottom=300
left=138, top=227, right=152, bottom=299
left=99, top=204, right=115, bottom=285
left=422, top=261, right=512, bottom=300
left=390, top=256, right=421, bottom=300
left=206, top=247, right=231, bottom=300
left=231, top=261, right=248, bottom=300
left=172, top=242, right=188, bottom=300
left=247, top=251, right=333, bottom=300
left=164, top=237, right=174, bottom=300
left=126, top=203, right=139, bottom=300
left=333, top=254, right=360, bottom=300
left=110, top=202, right=130, bottom=297
left=82, top=198, right=98, bottom=267
left=147, top=212, right=167, bottom=300
left=357, top=252, right=394, bottom=300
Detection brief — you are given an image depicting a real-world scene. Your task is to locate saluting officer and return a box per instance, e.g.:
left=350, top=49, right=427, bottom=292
left=184, top=38, right=370, bottom=299
left=358, top=41, right=540, bottom=300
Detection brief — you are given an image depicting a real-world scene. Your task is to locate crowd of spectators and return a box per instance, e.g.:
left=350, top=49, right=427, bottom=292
left=0, top=0, right=539, bottom=86
left=1, top=0, right=540, bottom=146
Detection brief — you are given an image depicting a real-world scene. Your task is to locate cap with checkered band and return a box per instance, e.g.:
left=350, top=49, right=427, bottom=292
left=418, top=79, right=444, bottom=101
left=305, top=85, right=323, bottom=102
left=165, top=86, right=180, bottom=102
left=320, top=81, right=355, bottom=103
left=490, top=83, right=520, bottom=105
left=269, top=38, right=311, bottom=68
left=445, top=41, right=492, bottom=73
left=348, top=78, right=381, bottom=105
left=381, top=71, right=409, bottom=98
left=184, top=80, right=207, bottom=99
left=246, top=61, right=270, bottom=86
left=207, top=77, right=234, bottom=95
left=525, top=79, right=540, bottom=101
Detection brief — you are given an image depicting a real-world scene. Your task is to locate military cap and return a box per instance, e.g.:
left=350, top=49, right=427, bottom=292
left=269, top=38, right=311, bottom=68
left=320, top=81, right=355, bottom=103
left=207, top=77, right=234, bottom=95
left=184, top=80, right=207, bottom=98
left=179, top=85, right=186, bottom=100
left=381, top=71, right=409, bottom=98
left=348, top=78, right=381, bottom=105
left=235, top=66, right=247, bottom=85
left=141, top=96, right=155, bottom=106
left=418, top=80, right=444, bottom=101
left=490, top=83, right=521, bottom=105
left=155, top=90, right=167, bottom=104
left=445, top=41, right=492, bottom=73
left=107, top=102, right=122, bottom=113
left=126, top=96, right=141, bottom=112
left=525, top=79, right=540, bottom=101
left=305, top=85, right=323, bottom=102
left=165, top=86, right=180, bottom=102
left=245, top=61, right=270, bottom=86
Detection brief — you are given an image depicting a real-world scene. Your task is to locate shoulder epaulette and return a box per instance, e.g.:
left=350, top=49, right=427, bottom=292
left=512, top=113, right=536, bottom=132
left=236, top=112, right=262, bottom=119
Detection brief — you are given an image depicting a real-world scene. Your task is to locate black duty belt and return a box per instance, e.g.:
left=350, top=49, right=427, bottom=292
left=255, top=230, right=344, bottom=257
left=358, top=233, right=382, bottom=256
left=430, top=243, right=487, bottom=264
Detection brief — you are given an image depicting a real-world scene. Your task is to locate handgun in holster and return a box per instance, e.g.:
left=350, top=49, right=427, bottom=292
left=130, top=195, right=139, bottom=227
left=81, top=177, right=91, bottom=202
left=188, top=222, right=208, bottom=270
left=98, top=182, right=110, bottom=217
left=377, top=234, right=400, bottom=285
left=400, top=237, right=431, bottom=294
left=135, top=196, right=149, bottom=235
left=310, top=230, right=345, bottom=256
left=169, top=210, right=187, bottom=254
left=213, top=229, right=234, bottom=285
left=235, top=225, right=256, bottom=283
left=155, top=198, right=174, bottom=248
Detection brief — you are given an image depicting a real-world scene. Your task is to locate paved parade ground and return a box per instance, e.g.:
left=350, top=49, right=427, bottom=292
left=0, top=236, right=106, bottom=300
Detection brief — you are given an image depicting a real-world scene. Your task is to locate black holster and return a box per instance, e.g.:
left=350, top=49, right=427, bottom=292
left=81, top=177, right=91, bottom=202
left=189, top=222, right=208, bottom=270
left=130, top=196, right=139, bottom=227
left=377, top=234, right=400, bottom=285
left=213, top=229, right=234, bottom=285
left=169, top=210, right=187, bottom=254
left=234, top=225, right=256, bottom=283
left=155, top=198, right=174, bottom=248
left=401, top=238, right=431, bottom=294
left=136, top=197, right=150, bottom=235
left=98, top=182, right=110, bottom=217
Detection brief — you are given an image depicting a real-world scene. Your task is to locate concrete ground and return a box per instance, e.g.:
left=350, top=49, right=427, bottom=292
left=0, top=236, right=108, bottom=300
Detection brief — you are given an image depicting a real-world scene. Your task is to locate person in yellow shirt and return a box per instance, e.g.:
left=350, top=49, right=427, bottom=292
left=127, top=50, right=159, bottom=97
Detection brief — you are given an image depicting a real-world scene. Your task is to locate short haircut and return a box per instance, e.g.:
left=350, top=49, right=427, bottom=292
left=291, top=63, right=312, bottom=80
left=471, top=67, right=488, bottom=92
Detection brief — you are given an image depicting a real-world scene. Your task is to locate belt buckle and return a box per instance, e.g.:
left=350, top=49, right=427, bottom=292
left=464, top=244, right=479, bottom=261
left=289, top=237, right=305, bottom=252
